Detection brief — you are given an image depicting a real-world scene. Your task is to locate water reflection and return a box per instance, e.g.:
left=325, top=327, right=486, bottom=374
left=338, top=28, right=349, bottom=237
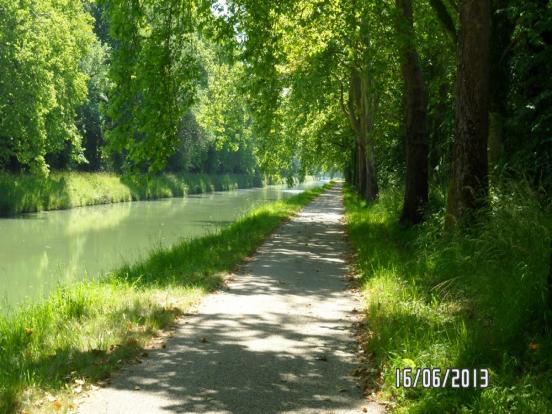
left=0, top=183, right=322, bottom=311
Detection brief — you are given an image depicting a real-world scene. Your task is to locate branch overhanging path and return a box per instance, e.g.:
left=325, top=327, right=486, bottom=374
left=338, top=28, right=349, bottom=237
left=79, top=184, right=383, bottom=414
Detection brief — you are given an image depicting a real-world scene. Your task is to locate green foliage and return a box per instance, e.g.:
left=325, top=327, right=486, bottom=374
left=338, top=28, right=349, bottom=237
left=100, top=0, right=200, bottom=173
left=0, top=0, right=95, bottom=174
left=0, top=184, right=329, bottom=413
left=194, top=41, right=259, bottom=175
left=76, top=36, right=110, bottom=171
left=345, top=183, right=552, bottom=412
left=502, top=0, right=552, bottom=188
left=221, top=0, right=405, bottom=181
left=0, top=0, right=551, bottom=408
left=413, top=0, right=456, bottom=184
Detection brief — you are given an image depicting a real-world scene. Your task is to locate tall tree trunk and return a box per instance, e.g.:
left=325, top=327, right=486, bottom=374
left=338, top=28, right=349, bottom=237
left=341, top=68, right=379, bottom=201
left=345, top=147, right=354, bottom=184
left=445, top=0, right=491, bottom=228
left=488, top=0, right=514, bottom=169
left=339, top=13, right=381, bottom=201
left=364, top=143, right=379, bottom=201
left=357, top=141, right=367, bottom=195
left=350, top=144, right=358, bottom=188
left=396, top=0, right=429, bottom=226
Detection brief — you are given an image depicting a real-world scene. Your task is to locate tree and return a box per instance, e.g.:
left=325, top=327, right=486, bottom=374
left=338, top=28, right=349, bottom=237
left=446, top=0, right=491, bottom=227
left=488, top=0, right=515, bottom=168
left=0, top=0, right=95, bottom=174
left=100, top=0, right=200, bottom=173
left=395, top=0, right=429, bottom=225
left=194, top=42, right=259, bottom=175
left=77, top=38, right=110, bottom=171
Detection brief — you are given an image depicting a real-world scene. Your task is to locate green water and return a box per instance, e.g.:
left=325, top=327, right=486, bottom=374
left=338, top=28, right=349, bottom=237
left=0, top=183, right=322, bottom=310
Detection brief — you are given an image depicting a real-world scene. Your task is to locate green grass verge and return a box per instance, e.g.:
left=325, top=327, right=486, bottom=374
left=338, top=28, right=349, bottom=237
left=344, top=183, right=552, bottom=413
left=0, top=172, right=266, bottom=216
left=0, top=183, right=330, bottom=414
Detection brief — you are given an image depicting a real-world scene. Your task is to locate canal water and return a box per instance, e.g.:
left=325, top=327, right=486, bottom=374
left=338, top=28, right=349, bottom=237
left=0, top=182, right=323, bottom=311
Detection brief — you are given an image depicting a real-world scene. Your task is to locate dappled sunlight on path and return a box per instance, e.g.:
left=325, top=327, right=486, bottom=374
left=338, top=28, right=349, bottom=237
left=79, top=185, right=382, bottom=414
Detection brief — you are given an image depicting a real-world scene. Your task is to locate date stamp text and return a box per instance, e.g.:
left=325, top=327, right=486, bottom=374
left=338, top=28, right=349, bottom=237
left=395, top=368, right=489, bottom=389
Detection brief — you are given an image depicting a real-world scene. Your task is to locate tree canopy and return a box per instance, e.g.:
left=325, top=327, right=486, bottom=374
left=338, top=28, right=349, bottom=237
left=0, top=0, right=550, bottom=220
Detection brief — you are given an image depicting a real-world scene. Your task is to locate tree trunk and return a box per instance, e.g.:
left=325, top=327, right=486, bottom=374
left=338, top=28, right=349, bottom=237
left=364, top=143, right=379, bottom=201
left=342, top=68, right=379, bottom=201
left=488, top=0, right=514, bottom=169
left=396, top=0, right=429, bottom=226
left=357, top=141, right=367, bottom=195
left=350, top=144, right=358, bottom=188
left=445, top=0, right=491, bottom=228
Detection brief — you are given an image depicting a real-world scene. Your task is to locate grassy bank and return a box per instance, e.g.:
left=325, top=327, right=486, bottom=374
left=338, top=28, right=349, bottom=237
left=0, top=172, right=265, bottom=216
left=344, top=184, right=552, bottom=413
left=0, top=184, right=330, bottom=413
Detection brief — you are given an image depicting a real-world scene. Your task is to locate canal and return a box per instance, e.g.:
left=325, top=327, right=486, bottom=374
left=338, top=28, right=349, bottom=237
left=0, top=182, right=323, bottom=311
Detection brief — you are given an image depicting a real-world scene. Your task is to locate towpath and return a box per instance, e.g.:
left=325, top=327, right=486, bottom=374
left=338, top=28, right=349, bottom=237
left=79, top=184, right=382, bottom=414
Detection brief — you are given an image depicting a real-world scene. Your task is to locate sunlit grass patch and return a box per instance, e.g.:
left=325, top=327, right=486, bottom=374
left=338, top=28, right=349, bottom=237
left=0, top=184, right=329, bottom=413
left=344, top=183, right=552, bottom=413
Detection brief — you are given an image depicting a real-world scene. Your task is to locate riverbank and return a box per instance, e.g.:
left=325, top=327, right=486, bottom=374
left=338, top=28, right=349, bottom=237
left=0, top=172, right=267, bottom=216
left=344, top=184, right=552, bottom=413
left=0, top=184, right=330, bottom=414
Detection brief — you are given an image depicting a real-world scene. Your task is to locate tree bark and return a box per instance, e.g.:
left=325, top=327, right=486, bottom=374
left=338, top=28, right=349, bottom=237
left=364, top=143, right=379, bottom=201
left=445, top=0, right=491, bottom=228
left=357, top=141, right=367, bottom=195
left=341, top=68, right=379, bottom=201
left=488, top=0, right=514, bottom=169
left=353, top=72, right=379, bottom=201
left=396, top=0, right=429, bottom=226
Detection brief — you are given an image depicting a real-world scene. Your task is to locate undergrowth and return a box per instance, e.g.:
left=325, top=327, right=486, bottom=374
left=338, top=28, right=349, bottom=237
left=344, top=182, right=552, bottom=413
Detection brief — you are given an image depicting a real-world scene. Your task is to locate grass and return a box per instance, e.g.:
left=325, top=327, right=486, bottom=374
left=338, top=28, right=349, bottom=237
left=0, top=183, right=330, bottom=414
left=344, top=183, right=552, bottom=413
left=0, top=172, right=266, bottom=216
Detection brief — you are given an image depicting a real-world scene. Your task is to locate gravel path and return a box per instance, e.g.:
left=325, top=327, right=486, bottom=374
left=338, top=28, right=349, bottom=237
left=79, top=184, right=382, bottom=414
